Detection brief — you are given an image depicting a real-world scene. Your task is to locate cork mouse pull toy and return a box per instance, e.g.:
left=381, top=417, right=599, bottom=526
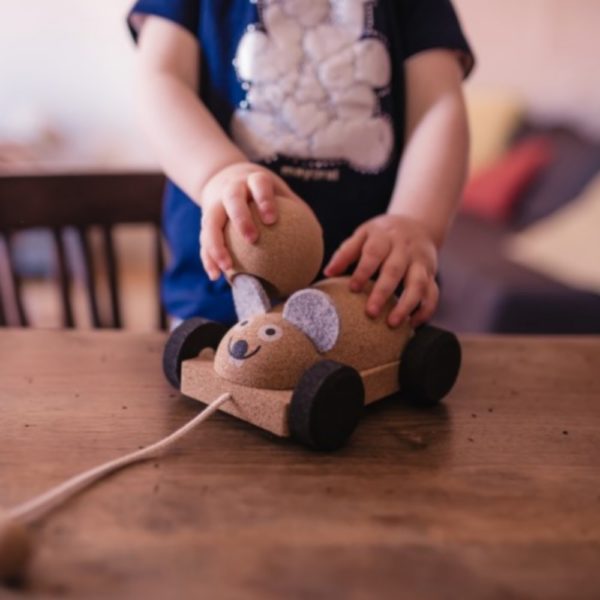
left=1, top=195, right=461, bottom=583
left=165, top=195, right=462, bottom=449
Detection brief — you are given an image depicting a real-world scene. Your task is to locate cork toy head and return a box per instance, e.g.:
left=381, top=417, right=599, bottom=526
left=214, top=285, right=340, bottom=390
left=224, top=195, right=324, bottom=297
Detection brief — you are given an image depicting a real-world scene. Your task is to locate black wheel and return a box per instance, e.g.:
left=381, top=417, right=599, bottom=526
left=163, top=318, right=229, bottom=389
left=399, top=325, right=461, bottom=407
left=289, top=360, right=364, bottom=451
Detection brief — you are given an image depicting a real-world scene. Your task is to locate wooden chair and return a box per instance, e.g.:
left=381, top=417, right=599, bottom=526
left=0, top=172, right=167, bottom=329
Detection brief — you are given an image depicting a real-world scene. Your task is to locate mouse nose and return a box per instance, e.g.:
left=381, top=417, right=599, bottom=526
left=230, top=339, right=249, bottom=359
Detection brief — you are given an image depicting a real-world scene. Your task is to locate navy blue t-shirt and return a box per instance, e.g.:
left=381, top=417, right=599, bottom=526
left=128, top=0, right=473, bottom=324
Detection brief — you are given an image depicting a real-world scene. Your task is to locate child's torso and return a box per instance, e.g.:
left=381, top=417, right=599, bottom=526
left=197, top=0, right=406, bottom=211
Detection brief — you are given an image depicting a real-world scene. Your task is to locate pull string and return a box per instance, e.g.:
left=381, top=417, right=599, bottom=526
left=8, top=393, right=232, bottom=525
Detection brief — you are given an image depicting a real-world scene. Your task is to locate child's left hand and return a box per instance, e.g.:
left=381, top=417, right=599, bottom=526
left=324, top=214, right=439, bottom=328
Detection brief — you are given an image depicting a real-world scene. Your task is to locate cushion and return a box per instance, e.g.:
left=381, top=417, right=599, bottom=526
left=461, top=136, right=554, bottom=223
left=511, top=126, right=600, bottom=228
left=465, top=89, right=526, bottom=173
left=505, top=173, right=600, bottom=294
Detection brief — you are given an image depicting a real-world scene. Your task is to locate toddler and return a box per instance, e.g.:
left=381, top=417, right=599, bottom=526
left=127, top=0, right=474, bottom=327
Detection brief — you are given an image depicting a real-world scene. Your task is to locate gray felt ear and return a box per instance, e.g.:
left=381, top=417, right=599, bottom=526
left=283, top=289, right=340, bottom=353
left=231, top=274, right=271, bottom=321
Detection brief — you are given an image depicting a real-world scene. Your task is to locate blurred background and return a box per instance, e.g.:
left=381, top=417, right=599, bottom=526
left=0, top=0, right=599, bottom=332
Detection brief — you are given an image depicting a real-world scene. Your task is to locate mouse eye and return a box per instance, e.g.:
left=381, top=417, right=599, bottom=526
left=237, top=320, right=249, bottom=328
left=258, top=324, right=283, bottom=342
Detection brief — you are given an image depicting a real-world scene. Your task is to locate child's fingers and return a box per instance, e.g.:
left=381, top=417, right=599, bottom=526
left=388, top=262, right=431, bottom=327
left=365, top=251, right=409, bottom=318
left=247, top=172, right=277, bottom=225
left=200, top=245, right=220, bottom=281
left=201, top=205, right=232, bottom=272
left=349, top=236, right=391, bottom=292
left=324, top=229, right=367, bottom=277
left=222, top=180, right=258, bottom=243
left=410, top=279, right=439, bottom=327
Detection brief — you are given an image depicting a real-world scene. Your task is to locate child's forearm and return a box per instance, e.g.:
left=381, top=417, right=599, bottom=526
left=135, top=17, right=301, bottom=279
left=138, top=72, right=246, bottom=204
left=136, top=17, right=246, bottom=206
left=388, top=50, right=469, bottom=248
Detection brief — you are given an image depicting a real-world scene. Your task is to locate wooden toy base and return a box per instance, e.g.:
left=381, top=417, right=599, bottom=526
left=181, top=351, right=401, bottom=438
left=168, top=321, right=462, bottom=450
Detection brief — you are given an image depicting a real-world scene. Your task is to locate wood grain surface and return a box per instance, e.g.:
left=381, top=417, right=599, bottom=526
left=1, top=330, right=599, bottom=599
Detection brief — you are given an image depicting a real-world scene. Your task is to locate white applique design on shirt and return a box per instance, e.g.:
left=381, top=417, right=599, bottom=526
left=231, top=0, right=393, bottom=174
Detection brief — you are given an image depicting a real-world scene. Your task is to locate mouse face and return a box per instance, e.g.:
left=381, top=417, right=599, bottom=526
left=214, top=313, right=319, bottom=390
left=218, top=274, right=342, bottom=390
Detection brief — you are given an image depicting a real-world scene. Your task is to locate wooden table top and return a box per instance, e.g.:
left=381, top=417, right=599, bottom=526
left=1, top=330, right=599, bottom=599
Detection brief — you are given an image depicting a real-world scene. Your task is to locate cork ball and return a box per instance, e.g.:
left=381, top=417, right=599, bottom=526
left=0, top=512, right=32, bottom=583
left=225, top=195, right=324, bottom=297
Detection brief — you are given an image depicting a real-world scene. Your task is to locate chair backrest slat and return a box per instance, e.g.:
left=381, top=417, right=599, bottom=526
left=4, top=233, right=29, bottom=327
left=0, top=285, right=6, bottom=326
left=153, top=227, right=167, bottom=331
left=101, top=225, right=122, bottom=329
left=51, top=228, right=75, bottom=328
left=76, top=226, right=102, bottom=328
left=0, top=234, right=9, bottom=326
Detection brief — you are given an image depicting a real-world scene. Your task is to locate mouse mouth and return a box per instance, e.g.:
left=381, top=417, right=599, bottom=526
left=227, top=337, right=261, bottom=364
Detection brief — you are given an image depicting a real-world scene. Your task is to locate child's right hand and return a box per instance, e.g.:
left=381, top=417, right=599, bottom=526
left=200, top=162, right=298, bottom=281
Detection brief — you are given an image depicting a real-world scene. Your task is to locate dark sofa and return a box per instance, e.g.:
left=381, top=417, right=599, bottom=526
left=434, top=125, right=600, bottom=334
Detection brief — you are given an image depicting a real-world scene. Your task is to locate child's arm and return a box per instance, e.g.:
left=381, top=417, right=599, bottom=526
left=325, top=50, right=469, bottom=328
left=136, top=16, right=297, bottom=280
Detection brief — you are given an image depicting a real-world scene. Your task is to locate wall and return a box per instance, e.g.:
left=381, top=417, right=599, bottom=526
left=0, top=0, right=151, bottom=167
left=455, top=0, right=600, bottom=136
